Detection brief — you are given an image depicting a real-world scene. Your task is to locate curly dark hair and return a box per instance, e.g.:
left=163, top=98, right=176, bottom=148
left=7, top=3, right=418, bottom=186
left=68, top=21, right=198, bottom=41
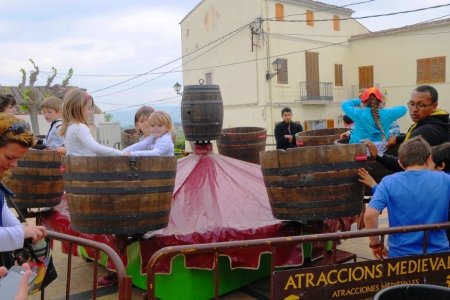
left=0, top=94, right=17, bottom=112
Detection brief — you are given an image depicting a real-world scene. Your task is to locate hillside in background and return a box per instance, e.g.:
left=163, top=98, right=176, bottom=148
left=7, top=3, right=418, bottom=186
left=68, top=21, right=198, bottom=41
left=109, top=105, right=181, bottom=128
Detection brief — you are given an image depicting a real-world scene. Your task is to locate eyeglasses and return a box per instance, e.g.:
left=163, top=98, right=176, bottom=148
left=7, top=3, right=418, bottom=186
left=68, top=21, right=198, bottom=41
left=5, top=122, right=30, bottom=135
left=407, top=102, right=435, bottom=110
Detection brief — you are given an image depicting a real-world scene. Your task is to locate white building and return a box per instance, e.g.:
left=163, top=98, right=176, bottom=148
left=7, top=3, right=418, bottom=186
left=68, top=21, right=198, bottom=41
left=180, top=0, right=450, bottom=146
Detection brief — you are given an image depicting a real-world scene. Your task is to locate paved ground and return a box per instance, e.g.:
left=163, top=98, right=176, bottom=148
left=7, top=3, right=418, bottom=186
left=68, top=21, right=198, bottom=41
left=26, top=207, right=388, bottom=299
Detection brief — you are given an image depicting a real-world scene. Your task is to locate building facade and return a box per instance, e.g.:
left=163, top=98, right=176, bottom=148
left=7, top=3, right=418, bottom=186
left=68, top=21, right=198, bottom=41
left=180, top=0, right=450, bottom=145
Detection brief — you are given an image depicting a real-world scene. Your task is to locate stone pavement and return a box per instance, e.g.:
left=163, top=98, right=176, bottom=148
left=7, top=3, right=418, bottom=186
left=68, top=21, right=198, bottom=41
left=26, top=207, right=388, bottom=299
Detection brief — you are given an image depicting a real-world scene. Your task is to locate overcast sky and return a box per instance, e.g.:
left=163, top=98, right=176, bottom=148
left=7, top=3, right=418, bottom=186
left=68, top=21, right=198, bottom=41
left=1, top=0, right=449, bottom=114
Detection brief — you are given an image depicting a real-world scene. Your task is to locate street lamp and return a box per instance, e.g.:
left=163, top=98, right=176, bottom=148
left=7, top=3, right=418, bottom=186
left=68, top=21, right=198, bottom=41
left=266, top=58, right=282, bottom=81
left=173, top=82, right=182, bottom=95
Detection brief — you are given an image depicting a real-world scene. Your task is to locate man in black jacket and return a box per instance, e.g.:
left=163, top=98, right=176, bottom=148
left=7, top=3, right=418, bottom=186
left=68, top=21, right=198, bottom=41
left=368, top=85, right=450, bottom=171
left=274, top=107, right=303, bottom=149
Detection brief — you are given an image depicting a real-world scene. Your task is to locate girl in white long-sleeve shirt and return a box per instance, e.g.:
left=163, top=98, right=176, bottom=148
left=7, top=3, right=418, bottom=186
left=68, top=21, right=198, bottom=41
left=60, top=88, right=123, bottom=156
left=123, top=111, right=174, bottom=156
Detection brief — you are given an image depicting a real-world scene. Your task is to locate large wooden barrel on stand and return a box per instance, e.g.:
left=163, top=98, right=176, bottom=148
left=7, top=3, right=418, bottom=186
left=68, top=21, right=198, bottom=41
left=7, top=149, right=64, bottom=209
left=217, top=127, right=267, bottom=164
left=181, top=84, right=224, bottom=141
left=260, top=144, right=366, bottom=221
left=62, top=156, right=177, bottom=234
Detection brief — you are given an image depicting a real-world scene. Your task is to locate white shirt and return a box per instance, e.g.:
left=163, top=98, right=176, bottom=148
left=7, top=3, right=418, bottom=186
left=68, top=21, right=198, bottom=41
left=0, top=200, right=24, bottom=251
left=64, top=123, right=123, bottom=156
left=124, top=132, right=174, bottom=156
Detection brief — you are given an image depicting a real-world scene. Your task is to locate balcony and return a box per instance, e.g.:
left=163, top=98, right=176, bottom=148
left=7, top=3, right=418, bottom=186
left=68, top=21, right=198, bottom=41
left=298, top=81, right=333, bottom=104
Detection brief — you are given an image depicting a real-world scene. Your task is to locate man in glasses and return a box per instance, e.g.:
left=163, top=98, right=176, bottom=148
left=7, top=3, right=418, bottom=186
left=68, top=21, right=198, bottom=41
left=368, top=85, right=450, bottom=171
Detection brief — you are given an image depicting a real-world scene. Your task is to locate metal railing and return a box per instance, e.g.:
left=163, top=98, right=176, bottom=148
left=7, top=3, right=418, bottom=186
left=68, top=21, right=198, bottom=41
left=299, top=81, right=333, bottom=102
left=144, top=222, right=450, bottom=300
left=42, top=230, right=133, bottom=300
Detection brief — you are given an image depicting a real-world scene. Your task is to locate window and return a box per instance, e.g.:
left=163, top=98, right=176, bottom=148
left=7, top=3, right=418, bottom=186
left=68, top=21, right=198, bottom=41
left=205, top=72, right=213, bottom=84
left=276, top=58, right=288, bottom=84
left=275, top=3, right=284, bottom=21
left=306, top=10, right=314, bottom=26
left=335, top=64, right=343, bottom=86
left=417, top=56, right=446, bottom=84
left=333, top=15, right=340, bottom=31
left=358, top=65, right=374, bottom=89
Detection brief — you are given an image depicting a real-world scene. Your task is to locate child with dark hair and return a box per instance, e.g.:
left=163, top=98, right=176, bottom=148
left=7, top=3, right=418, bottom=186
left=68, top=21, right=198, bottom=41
left=134, top=105, right=155, bottom=141
left=341, top=87, right=406, bottom=154
left=0, top=94, right=17, bottom=115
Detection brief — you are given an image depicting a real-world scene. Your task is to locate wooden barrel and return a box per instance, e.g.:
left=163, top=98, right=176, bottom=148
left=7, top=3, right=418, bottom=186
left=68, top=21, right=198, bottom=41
left=217, top=127, right=267, bottom=164
left=295, top=128, right=346, bottom=147
left=334, top=138, right=396, bottom=196
left=260, top=144, right=366, bottom=221
left=7, top=149, right=64, bottom=209
left=62, top=156, right=177, bottom=234
left=121, top=128, right=140, bottom=149
left=181, top=84, right=224, bottom=141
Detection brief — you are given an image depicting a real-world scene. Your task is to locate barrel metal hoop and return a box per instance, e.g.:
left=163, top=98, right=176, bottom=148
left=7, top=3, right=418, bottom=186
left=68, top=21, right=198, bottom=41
left=265, top=177, right=357, bottom=187
left=181, top=122, right=221, bottom=126
left=273, top=208, right=361, bottom=222
left=64, top=185, right=174, bottom=195
left=270, top=199, right=361, bottom=208
left=13, top=192, right=64, bottom=199
left=63, top=171, right=176, bottom=181
left=262, top=161, right=367, bottom=176
left=70, top=210, right=170, bottom=221
left=181, top=99, right=223, bottom=104
left=11, top=174, right=63, bottom=181
left=17, top=161, right=61, bottom=168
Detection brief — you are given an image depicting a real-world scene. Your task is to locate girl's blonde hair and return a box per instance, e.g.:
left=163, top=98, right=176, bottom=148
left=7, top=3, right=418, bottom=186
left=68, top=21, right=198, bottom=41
left=148, top=111, right=173, bottom=132
left=60, top=88, right=93, bottom=137
left=366, top=97, right=387, bottom=141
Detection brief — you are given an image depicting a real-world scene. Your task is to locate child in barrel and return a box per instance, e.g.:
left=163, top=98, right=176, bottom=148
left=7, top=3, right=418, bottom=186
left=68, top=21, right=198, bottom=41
left=123, top=111, right=174, bottom=156
left=341, top=87, right=406, bottom=155
left=60, top=88, right=123, bottom=156
left=134, top=105, right=155, bottom=141
left=38, top=96, right=65, bottom=153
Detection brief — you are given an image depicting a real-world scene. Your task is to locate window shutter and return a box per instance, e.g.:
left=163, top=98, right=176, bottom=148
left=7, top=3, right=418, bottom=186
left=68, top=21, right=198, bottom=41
left=417, top=56, right=445, bottom=84
left=275, top=4, right=284, bottom=21
left=333, top=15, right=340, bottom=31
left=327, top=119, right=335, bottom=128
left=306, top=10, right=314, bottom=26
left=335, top=64, right=343, bottom=86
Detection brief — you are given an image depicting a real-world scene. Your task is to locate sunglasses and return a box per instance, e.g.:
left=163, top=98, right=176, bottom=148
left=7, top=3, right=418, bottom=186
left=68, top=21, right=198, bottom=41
left=5, top=122, right=31, bottom=135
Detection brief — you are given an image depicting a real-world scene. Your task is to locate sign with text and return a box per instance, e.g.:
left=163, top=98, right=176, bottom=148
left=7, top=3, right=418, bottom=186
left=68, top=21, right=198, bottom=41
left=273, top=252, right=450, bottom=300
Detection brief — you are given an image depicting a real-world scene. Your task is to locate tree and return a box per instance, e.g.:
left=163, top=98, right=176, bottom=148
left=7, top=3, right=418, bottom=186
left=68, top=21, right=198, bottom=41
left=16, top=60, right=73, bottom=134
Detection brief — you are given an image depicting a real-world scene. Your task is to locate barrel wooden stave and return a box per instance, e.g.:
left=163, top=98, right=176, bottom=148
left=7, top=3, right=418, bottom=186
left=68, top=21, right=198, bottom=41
left=295, top=128, right=346, bottom=147
left=181, top=85, right=224, bottom=141
left=63, top=156, right=177, bottom=234
left=217, top=127, right=267, bottom=164
left=260, top=144, right=366, bottom=222
left=7, top=149, right=63, bottom=208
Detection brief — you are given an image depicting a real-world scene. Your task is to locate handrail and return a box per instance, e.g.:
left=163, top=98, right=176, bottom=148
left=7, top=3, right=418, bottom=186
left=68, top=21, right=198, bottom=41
left=144, top=222, right=450, bottom=300
left=46, top=230, right=133, bottom=300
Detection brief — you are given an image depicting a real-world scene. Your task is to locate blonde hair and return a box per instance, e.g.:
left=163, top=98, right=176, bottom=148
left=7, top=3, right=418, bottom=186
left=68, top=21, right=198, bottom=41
left=60, top=88, right=93, bottom=137
left=148, top=111, right=173, bottom=132
left=0, top=114, right=35, bottom=148
left=40, top=96, right=63, bottom=112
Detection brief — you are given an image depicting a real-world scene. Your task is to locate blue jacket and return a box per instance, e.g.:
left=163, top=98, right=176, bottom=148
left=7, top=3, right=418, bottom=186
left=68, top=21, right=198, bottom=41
left=341, top=99, right=407, bottom=143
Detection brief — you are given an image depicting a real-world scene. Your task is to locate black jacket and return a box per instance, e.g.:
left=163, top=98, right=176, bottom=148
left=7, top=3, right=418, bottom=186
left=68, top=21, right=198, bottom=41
left=274, top=121, right=303, bottom=149
left=377, top=109, right=450, bottom=171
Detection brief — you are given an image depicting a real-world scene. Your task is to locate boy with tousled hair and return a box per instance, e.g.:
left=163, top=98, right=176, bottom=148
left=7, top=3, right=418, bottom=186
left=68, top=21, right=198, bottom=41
left=364, top=136, right=450, bottom=259
left=40, top=96, right=64, bottom=151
